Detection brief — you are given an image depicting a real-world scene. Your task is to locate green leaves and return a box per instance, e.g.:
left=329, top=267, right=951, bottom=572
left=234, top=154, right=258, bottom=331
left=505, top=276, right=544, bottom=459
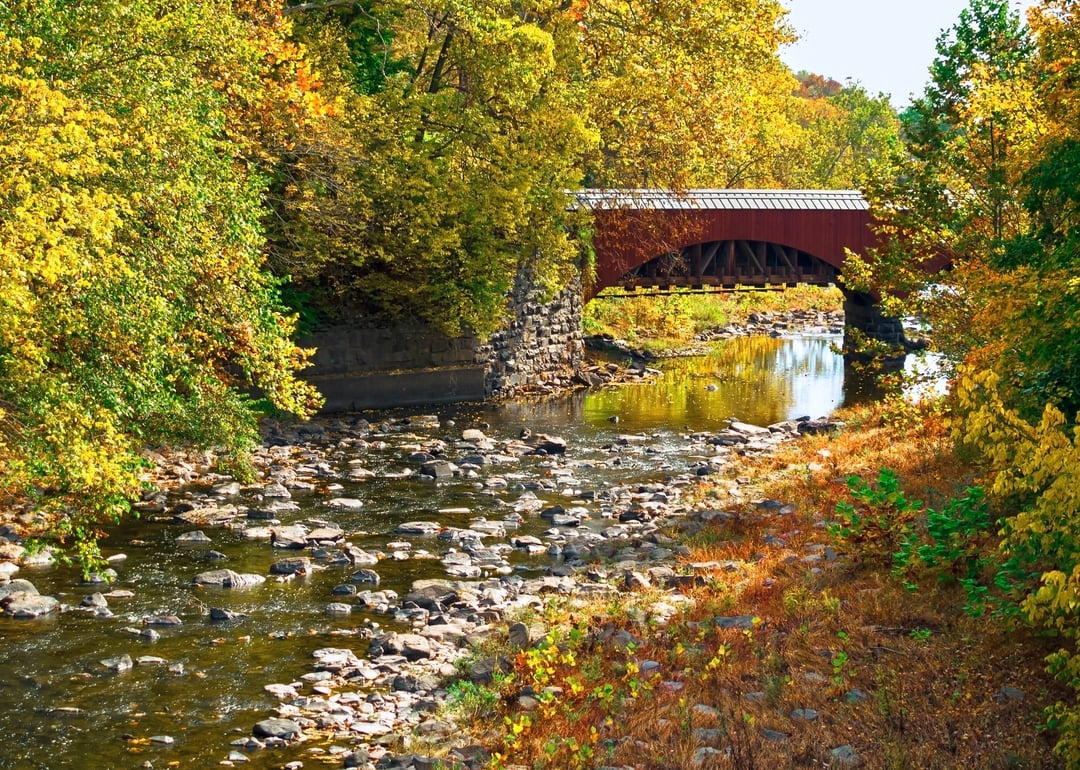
left=0, top=1, right=321, bottom=569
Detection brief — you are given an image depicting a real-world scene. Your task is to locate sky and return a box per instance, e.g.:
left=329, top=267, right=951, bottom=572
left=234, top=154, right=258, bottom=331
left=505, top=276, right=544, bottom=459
left=780, top=0, right=1036, bottom=108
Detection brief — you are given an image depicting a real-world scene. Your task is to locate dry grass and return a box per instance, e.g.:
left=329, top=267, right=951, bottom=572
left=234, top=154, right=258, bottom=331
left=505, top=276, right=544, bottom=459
left=472, top=398, right=1065, bottom=770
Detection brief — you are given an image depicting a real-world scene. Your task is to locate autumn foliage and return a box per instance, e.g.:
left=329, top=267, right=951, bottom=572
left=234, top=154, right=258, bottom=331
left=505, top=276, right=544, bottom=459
left=0, top=2, right=323, bottom=566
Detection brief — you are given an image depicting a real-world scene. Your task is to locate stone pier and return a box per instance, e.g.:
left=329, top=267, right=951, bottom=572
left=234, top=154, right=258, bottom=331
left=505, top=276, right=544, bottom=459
left=841, top=289, right=908, bottom=355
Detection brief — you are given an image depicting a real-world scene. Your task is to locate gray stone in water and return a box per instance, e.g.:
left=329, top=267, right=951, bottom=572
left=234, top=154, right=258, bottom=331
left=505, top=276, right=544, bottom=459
left=326, top=497, right=364, bottom=510
left=143, top=615, right=182, bottom=626
left=210, top=481, right=242, bottom=497
left=394, top=521, right=442, bottom=536
left=101, top=654, right=133, bottom=672
left=326, top=602, right=352, bottom=615
left=403, top=582, right=458, bottom=610
left=253, top=717, right=302, bottom=740
left=270, top=557, right=312, bottom=575
left=350, top=569, right=381, bottom=586
left=193, top=569, right=266, bottom=588
left=81, top=593, right=108, bottom=608
left=175, top=530, right=212, bottom=543
left=528, top=434, right=567, bottom=454
left=343, top=547, right=379, bottom=566
left=307, top=527, right=345, bottom=543
left=260, top=482, right=292, bottom=499
left=1, top=590, right=59, bottom=618
left=420, top=461, right=456, bottom=479
left=209, top=607, right=247, bottom=622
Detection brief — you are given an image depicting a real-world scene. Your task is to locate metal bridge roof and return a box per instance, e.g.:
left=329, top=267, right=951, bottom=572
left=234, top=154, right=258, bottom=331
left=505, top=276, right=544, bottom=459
left=574, top=189, right=869, bottom=211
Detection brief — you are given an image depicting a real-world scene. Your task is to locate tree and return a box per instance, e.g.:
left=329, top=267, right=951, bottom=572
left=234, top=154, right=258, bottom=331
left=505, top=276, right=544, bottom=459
left=848, top=0, right=1040, bottom=367
left=0, top=1, right=322, bottom=568
left=793, top=79, right=899, bottom=188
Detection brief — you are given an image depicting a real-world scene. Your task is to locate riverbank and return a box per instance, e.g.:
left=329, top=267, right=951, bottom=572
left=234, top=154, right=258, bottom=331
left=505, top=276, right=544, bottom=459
left=586, top=308, right=843, bottom=361
left=449, top=398, right=1063, bottom=770
left=583, top=286, right=844, bottom=359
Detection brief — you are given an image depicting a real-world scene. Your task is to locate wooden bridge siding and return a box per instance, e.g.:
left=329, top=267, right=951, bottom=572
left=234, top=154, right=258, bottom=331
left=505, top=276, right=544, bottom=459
left=589, top=208, right=876, bottom=298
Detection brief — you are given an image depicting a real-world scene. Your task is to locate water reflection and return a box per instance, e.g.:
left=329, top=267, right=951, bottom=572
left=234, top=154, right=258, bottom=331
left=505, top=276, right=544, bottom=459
left=580, top=335, right=848, bottom=433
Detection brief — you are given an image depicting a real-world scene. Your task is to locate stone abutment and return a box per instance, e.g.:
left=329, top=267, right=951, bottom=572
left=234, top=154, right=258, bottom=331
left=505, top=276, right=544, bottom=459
left=299, top=271, right=584, bottom=412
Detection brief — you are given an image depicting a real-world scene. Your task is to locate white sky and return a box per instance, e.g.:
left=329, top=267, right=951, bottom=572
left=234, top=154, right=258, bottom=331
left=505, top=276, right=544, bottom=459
left=780, top=0, right=1036, bottom=108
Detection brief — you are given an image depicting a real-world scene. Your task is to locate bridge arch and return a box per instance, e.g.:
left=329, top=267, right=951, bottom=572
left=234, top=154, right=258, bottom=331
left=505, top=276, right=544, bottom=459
left=612, top=236, right=841, bottom=292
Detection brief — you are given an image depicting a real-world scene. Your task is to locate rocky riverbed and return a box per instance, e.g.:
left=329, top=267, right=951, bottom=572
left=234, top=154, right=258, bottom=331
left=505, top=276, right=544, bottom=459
left=0, top=404, right=842, bottom=770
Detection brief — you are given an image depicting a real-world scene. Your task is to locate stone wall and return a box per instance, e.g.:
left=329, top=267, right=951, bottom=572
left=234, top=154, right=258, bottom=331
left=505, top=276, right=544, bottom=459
left=479, top=270, right=585, bottom=398
left=299, top=270, right=585, bottom=412
left=841, top=289, right=907, bottom=352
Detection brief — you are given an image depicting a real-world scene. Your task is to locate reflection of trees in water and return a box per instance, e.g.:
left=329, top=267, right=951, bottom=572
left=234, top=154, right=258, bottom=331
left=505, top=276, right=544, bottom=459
left=583, top=337, right=846, bottom=432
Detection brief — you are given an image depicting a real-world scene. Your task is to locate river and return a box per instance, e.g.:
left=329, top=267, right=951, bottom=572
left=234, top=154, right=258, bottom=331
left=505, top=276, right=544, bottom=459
left=0, top=334, right=897, bottom=769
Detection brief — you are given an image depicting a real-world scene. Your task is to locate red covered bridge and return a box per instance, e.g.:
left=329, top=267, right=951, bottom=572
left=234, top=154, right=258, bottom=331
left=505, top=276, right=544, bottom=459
left=580, top=189, right=877, bottom=298
left=578, top=189, right=918, bottom=348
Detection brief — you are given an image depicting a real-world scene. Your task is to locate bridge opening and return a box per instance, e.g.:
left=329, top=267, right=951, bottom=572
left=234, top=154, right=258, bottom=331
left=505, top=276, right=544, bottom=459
left=601, top=238, right=840, bottom=294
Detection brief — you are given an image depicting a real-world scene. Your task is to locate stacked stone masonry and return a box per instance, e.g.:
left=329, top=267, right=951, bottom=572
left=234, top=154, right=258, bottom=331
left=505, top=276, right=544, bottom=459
left=299, top=270, right=584, bottom=411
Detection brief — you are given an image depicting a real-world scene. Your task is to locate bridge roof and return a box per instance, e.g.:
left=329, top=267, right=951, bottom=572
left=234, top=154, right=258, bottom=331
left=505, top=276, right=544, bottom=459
left=575, top=189, right=868, bottom=211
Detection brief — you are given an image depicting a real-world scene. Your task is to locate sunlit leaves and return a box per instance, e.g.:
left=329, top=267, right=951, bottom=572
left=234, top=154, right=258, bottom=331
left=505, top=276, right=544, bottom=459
left=0, top=3, right=321, bottom=568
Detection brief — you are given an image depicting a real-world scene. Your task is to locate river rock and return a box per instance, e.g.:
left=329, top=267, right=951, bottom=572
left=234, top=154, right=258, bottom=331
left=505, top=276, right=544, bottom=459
left=380, top=632, right=433, bottom=661
left=269, top=524, right=309, bottom=549
left=209, top=607, right=247, bottom=622
left=259, top=481, right=292, bottom=499
left=327, top=497, right=364, bottom=509
left=210, top=481, right=242, bottom=497
left=0, top=579, right=39, bottom=599
left=394, top=521, right=442, bottom=536
left=270, top=557, right=311, bottom=575
left=253, top=717, right=302, bottom=741
left=351, top=569, right=381, bottom=585
left=0, top=561, right=19, bottom=578
left=176, top=530, right=212, bottom=543
left=20, top=549, right=54, bottom=567
left=1, top=590, right=60, bottom=618
left=101, top=654, right=133, bottom=672
left=175, top=505, right=239, bottom=527
left=420, top=461, right=456, bottom=480
left=193, top=569, right=266, bottom=588
left=307, top=527, right=345, bottom=543
left=525, top=433, right=567, bottom=455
